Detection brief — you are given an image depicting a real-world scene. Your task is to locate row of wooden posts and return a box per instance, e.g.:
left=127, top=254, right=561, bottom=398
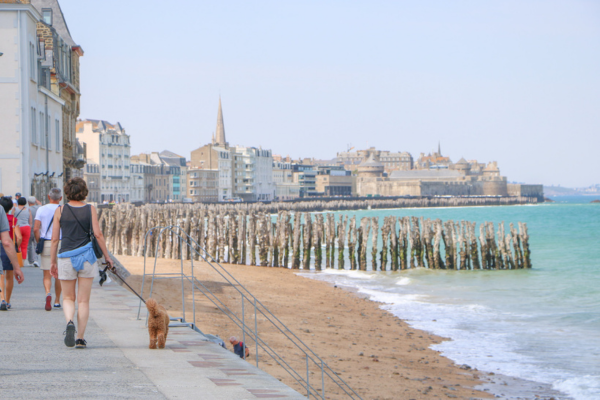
left=99, top=205, right=531, bottom=271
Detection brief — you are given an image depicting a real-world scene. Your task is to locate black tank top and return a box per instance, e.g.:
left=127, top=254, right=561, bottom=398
left=58, top=204, right=92, bottom=254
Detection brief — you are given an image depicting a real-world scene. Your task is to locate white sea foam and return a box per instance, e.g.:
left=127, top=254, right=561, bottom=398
left=554, top=376, right=600, bottom=400
left=304, top=271, right=600, bottom=400
left=395, top=277, right=411, bottom=285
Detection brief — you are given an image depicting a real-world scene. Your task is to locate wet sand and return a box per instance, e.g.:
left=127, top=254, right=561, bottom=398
left=116, top=255, right=499, bottom=399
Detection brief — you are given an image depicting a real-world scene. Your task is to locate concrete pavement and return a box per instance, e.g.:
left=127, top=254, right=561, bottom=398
left=0, top=265, right=305, bottom=400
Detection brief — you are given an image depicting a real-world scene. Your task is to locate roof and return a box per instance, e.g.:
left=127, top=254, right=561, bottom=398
left=30, top=0, right=77, bottom=47
left=359, top=153, right=384, bottom=168
left=214, top=97, right=227, bottom=146
left=160, top=150, right=184, bottom=159
left=456, top=157, right=469, bottom=164
left=78, top=119, right=126, bottom=135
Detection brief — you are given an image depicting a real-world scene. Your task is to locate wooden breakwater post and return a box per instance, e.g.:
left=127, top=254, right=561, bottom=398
left=100, top=204, right=533, bottom=273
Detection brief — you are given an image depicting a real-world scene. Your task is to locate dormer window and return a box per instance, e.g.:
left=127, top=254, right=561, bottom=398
left=42, top=9, right=52, bottom=25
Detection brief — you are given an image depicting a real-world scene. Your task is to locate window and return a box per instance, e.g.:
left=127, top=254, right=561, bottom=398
left=39, top=112, right=45, bottom=148
left=31, top=107, right=37, bottom=144
left=42, top=9, right=52, bottom=25
left=55, top=120, right=60, bottom=151
left=47, top=115, right=51, bottom=150
left=29, top=43, right=35, bottom=80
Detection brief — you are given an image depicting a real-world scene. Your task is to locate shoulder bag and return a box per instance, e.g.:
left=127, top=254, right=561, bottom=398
left=12, top=219, right=23, bottom=267
left=67, top=204, right=104, bottom=259
left=35, top=215, right=54, bottom=255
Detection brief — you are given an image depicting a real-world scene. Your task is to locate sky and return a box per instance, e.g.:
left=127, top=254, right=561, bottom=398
left=59, top=0, right=600, bottom=187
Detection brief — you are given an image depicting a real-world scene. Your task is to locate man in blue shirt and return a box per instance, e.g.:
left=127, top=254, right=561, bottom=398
left=0, top=208, right=25, bottom=285
left=229, top=336, right=249, bottom=359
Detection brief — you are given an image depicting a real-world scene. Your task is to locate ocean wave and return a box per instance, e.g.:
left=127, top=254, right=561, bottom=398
left=302, top=271, right=600, bottom=400
left=553, top=375, right=600, bottom=400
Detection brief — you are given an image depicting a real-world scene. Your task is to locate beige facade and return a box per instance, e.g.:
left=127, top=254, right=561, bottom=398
left=356, top=155, right=510, bottom=197
left=507, top=184, right=544, bottom=200
left=315, top=174, right=355, bottom=196
left=336, top=147, right=413, bottom=173
left=187, top=168, right=218, bottom=202
left=76, top=119, right=131, bottom=202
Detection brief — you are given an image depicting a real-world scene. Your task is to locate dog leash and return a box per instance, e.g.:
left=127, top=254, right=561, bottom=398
left=99, top=263, right=146, bottom=304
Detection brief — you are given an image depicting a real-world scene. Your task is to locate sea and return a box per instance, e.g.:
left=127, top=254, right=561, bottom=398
left=299, top=196, right=600, bottom=400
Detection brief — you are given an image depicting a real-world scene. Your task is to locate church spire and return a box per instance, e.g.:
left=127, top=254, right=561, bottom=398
left=214, top=97, right=228, bottom=148
left=438, top=141, right=441, bottom=156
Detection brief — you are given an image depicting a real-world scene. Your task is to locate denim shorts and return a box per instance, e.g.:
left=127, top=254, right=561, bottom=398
left=0, top=246, right=11, bottom=273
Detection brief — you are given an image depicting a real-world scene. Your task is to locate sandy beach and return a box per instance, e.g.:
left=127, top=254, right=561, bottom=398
left=115, top=255, right=498, bottom=399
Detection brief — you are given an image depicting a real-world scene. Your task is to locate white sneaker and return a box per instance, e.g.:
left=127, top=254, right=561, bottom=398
left=33, top=261, right=40, bottom=268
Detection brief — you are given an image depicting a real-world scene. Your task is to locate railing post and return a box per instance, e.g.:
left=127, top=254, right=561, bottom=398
left=191, top=246, right=196, bottom=329
left=321, top=360, right=324, bottom=400
left=242, top=296, right=246, bottom=360
left=254, top=297, right=258, bottom=368
left=306, top=355, right=310, bottom=399
left=180, top=233, right=185, bottom=322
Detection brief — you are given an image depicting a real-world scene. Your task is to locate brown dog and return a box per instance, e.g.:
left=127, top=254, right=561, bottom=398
left=146, top=298, right=170, bottom=349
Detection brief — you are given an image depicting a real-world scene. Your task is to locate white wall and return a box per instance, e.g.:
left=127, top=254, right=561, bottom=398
left=0, top=5, right=64, bottom=197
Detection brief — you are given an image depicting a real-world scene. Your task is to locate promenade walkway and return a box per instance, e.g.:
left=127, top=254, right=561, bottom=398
left=0, top=266, right=305, bottom=400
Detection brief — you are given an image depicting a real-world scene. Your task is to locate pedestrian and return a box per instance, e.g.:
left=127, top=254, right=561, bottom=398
left=27, top=196, right=41, bottom=267
left=33, top=189, right=63, bottom=311
left=50, top=178, right=114, bottom=349
left=229, top=336, right=250, bottom=359
left=0, top=197, right=23, bottom=310
left=13, top=197, right=32, bottom=264
left=0, top=207, right=25, bottom=295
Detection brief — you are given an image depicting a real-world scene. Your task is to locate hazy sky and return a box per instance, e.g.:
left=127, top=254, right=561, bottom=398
left=59, top=0, right=599, bottom=187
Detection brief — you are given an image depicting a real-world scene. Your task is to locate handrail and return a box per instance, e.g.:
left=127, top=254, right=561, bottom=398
left=138, top=224, right=362, bottom=399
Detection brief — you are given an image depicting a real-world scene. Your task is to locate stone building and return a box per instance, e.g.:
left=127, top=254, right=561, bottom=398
left=190, top=98, right=275, bottom=202
left=356, top=153, right=511, bottom=197
left=414, top=143, right=451, bottom=170
left=0, top=0, right=83, bottom=200
left=507, top=183, right=544, bottom=201
left=315, top=172, right=354, bottom=196
left=336, top=147, right=413, bottom=173
left=187, top=168, right=218, bottom=202
left=190, top=98, right=234, bottom=201
left=76, top=119, right=131, bottom=203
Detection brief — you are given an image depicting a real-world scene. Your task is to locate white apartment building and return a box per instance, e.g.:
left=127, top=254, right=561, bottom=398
left=76, top=119, right=131, bottom=203
left=129, top=162, right=146, bottom=203
left=272, top=160, right=300, bottom=200
left=0, top=3, right=64, bottom=198
left=234, top=146, right=274, bottom=201
left=187, top=168, right=218, bottom=202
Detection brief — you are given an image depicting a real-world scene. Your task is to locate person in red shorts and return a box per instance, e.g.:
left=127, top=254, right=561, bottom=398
left=13, top=197, right=32, bottom=262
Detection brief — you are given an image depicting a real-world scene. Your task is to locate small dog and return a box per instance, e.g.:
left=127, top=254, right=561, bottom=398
left=146, top=298, right=170, bottom=349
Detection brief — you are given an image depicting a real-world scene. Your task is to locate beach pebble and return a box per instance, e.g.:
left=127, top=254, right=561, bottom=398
left=358, top=352, right=364, bottom=356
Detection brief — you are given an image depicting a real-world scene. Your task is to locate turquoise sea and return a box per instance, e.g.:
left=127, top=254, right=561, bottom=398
left=301, top=196, right=600, bottom=399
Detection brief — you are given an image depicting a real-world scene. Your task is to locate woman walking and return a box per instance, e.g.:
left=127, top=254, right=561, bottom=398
left=50, top=178, right=114, bottom=348
left=13, top=197, right=32, bottom=263
left=0, top=197, right=22, bottom=310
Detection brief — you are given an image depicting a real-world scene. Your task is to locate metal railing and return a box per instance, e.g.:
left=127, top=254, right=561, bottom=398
left=137, top=225, right=362, bottom=400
